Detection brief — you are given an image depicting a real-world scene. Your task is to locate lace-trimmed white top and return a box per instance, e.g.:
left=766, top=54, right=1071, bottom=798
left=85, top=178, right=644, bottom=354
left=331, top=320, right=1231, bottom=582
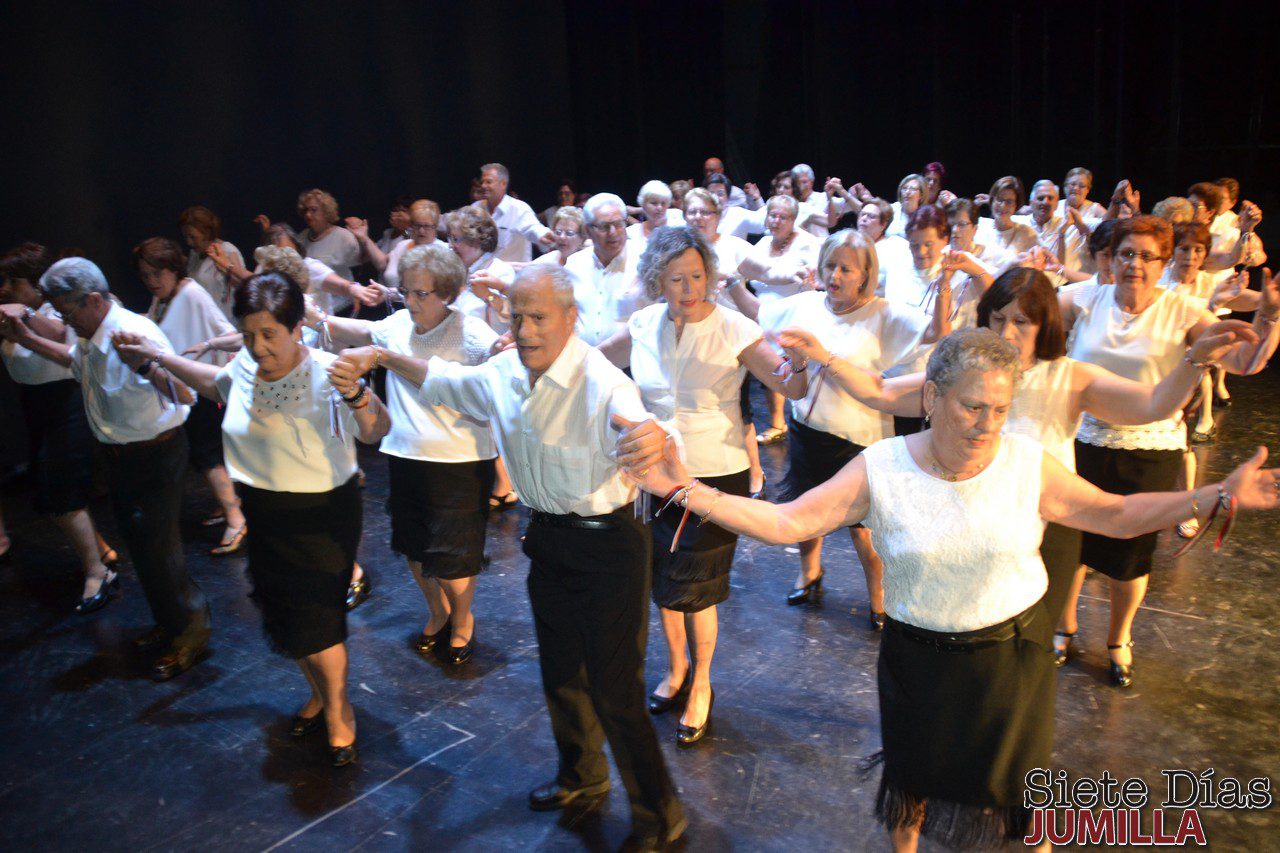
left=862, top=433, right=1049, bottom=632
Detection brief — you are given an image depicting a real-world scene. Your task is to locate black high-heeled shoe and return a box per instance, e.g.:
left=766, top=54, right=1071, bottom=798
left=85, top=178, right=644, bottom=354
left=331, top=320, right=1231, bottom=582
left=868, top=610, right=886, bottom=632
left=289, top=712, right=324, bottom=738
left=413, top=620, right=451, bottom=657
left=786, top=571, right=824, bottom=606
left=1053, top=631, right=1076, bottom=668
left=346, top=571, right=372, bottom=611
left=676, top=688, right=714, bottom=746
left=1108, top=641, right=1134, bottom=688
left=75, top=570, right=120, bottom=614
left=647, top=675, right=691, bottom=714
left=446, top=633, right=475, bottom=666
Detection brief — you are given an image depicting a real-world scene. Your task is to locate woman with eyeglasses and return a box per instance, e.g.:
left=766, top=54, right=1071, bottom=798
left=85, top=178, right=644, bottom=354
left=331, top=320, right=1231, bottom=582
left=1055, top=215, right=1279, bottom=686
left=306, top=244, right=501, bottom=666
left=346, top=199, right=447, bottom=295
left=442, top=206, right=516, bottom=336
left=882, top=205, right=995, bottom=333
left=529, top=206, right=588, bottom=267
left=885, top=174, right=927, bottom=240
left=626, top=181, right=685, bottom=245
left=977, top=176, right=1038, bottom=269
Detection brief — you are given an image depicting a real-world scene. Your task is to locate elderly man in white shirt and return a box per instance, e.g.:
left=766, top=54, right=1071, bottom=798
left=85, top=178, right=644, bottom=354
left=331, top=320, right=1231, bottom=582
left=331, top=265, right=686, bottom=849
left=791, top=163, right=836, bottom=238
left=473, top=162, right=557, bottom=263
left=21, top=258, right=212, bottom=681
left=1013, top=180, right=1094, bottom=276
left=702, top=156, right=760, bottom=210
left=565, top=193, right=652, bottom=346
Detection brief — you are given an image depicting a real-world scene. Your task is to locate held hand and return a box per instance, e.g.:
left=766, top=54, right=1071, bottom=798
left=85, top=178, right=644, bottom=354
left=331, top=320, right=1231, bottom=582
left=0, top=303, right=28, bottom=322
left=366, top=280, right=394, bottom=305
left=343, top=217, right=369, bottom=240
left=253, top=214, right=272, bottom=233
left=852, top=183, right=874, bottom=203
left=182, top=340, right=212, bottom=360
left=205, top=241, right=227, bottom=267
left=470, top=269, right=507, bottom=295
left=937, top=190, right=957, bottom=206
left=332, top=346, right=378, bottom=381
left=489, top=330, right=516, bottom=356
left=610, top=414, right=670, bottom=475
left=774, top=327, right=828, bottom=363
left=303, top=294, right=326, bottom=329
left=538, top=231, right=559, bottom=249
left=743, top=182, right=761, bottom=201
left=1065, top=205, right=1087, bottom=231
left=974, top=192, right=991, bottom=207
left=348, top=282, right=382, bottom=307
left=1188, top=319, right=1259, bottom=364
left=1222, top=447, right=1280, bottom=511
left=1239, top=200, right=1262, bottom=233
left=111, top=330, right=159, bottom=368
left=825, top=176, right=844, bottom=196
left=617, top=431, right=689, bottom=497
left=1210, top=270, right=1248, bottom=306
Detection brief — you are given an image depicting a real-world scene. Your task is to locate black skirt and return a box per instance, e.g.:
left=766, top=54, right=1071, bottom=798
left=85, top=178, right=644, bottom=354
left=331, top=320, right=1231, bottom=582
left=18, top=380, right=94, bottom=515
left=183, top=396, right=226, bottom=473
left=778, top=415, right=866, bottom=528
left=1039, top=522, right=1082, bottom=627
left=387, top=455, right=495, bottom=580
left=1074, top=441, right=1182, bottom=581
left=651, top=469, right=750, bottom=612
left=875, top=601, right=1056, bottom=848
left=235, top=475, right=362, bottom=659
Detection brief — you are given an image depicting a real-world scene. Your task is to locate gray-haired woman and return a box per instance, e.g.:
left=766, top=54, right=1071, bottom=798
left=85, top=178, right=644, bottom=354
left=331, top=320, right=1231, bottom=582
left=597, top=225, right=809, bottom=745
left=623, top=326, right=1280, bottom=851
left=313, top=244, right=502, bottom=666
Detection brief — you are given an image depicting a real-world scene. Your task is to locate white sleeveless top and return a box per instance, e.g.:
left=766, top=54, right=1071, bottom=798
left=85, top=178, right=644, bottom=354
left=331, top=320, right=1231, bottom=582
left=1005, top=357, right=1080, bottom=471
left=862, top=433, right=1049, bottom=632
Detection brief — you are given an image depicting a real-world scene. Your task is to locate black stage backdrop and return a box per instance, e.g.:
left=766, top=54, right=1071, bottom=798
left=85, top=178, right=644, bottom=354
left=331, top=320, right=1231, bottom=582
left=0, top=0, right=1276, bottom=459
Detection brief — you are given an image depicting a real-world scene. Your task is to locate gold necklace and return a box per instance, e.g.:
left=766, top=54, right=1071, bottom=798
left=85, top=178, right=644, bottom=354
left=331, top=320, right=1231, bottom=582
left=926, top=442, right=989, bottom=482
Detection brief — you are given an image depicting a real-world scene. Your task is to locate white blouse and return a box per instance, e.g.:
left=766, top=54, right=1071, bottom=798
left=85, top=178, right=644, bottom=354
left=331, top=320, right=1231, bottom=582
left=863, top=433, right=1049, bottom=632
left=1005, top=357, right=1081, bottom=470
left=758, top=292, right=931, bottom=446
left=625, top=209, right=686, bottom=244
left=2, top=302, right=75, bottom=385
left=148, top=280, right=236, bottom=368
left=301, top=226, right=361, bottom=281
left=976, top=217, right=1038, bottom=268
left=214, top=347, right=358, bottom=492
left=1159, top=267, right=1224, bottom=315
left=746, top=230, right=822, bottom=306
left=710, top=233, right=753, bottom=311
left=381, top=237, right=448, bottom=292
left=629, top=303, right=762, bottom=477
left=453, top=254, right=516, bottom=334
left=187, top=240, right=243, bottom=319
left=873, top=236, right=912, bottom=296
left=886, top=201, right=915, bottom=239
left=1067, top=283, right=1205, bottom=451
left=717, top=206, right=766, bottom=241
left=368, top=309, right=498, bottom=462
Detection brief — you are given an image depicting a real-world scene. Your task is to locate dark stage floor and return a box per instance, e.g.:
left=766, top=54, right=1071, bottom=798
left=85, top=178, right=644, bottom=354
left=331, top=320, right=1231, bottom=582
left=1, top=375, right=1278, bottom=852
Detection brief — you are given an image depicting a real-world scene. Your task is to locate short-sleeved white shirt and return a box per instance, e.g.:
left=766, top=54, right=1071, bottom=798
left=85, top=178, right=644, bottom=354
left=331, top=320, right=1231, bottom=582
left=710, top=233, right=753, bottom=311
left=629, top=303, right=762, bottom=476
left=214, top=347, right=358, bottom=492
left=2, top=302, right=76, bottom=385
left=368, top=309, right=497, bottom=462
left=747, top=230, right=822, bottom=305
left=566, top=246, right=650, bottom=346
left=475, top=195, right=551, bottom=263
left=758, top=292, right=931, bottom=446
left=188, top=240, right=244, bottom=319
left=148, top=279, right=236, bottom=367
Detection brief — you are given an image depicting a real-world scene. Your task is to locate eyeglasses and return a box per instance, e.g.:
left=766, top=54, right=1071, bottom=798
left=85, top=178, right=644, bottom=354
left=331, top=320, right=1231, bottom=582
left=684, top=208, right=714, bottom=218
left=410, top=223, right=437, bottom=232
left=553, top=229, right=581, bottom=238
left=1116, top=248, right=1165, bottom=265
left=590, top=221, right=626, bottom=233
left=397, top=286, right=436, bottom=301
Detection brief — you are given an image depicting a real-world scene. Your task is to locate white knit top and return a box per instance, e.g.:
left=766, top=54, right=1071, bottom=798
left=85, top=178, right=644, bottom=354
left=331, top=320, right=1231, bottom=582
left=1004, top=357, right=1081, bottom=471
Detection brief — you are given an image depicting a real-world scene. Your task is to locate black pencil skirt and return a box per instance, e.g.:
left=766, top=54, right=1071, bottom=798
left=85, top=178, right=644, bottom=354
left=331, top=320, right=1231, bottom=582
left=387, top=455, right=495, bottom=580
left=18, top=380, right=94, bottom=516
left=778, top=415, right=866, bottom=528
left=236, top=475, right=362, bottom=659
left=651, top=469, right=750, bottom=612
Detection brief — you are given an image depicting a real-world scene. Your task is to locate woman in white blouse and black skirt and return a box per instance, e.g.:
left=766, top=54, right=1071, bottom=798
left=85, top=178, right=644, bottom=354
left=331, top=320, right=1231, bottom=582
left=135, top=238, right=246, bottom=554
left=314, top=244, right=499, bottom=666
left=598, top=226, right=808, bottom=744
left=1058, top=215, right=1279, bottom=686
left=624, top=327, right=1280, bottom=851
left=116, top=271, right=390, bottom=766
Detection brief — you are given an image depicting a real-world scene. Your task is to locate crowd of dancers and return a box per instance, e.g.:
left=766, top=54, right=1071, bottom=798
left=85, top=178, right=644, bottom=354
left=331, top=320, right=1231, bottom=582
left=2, top=158, right=1279, bottom=851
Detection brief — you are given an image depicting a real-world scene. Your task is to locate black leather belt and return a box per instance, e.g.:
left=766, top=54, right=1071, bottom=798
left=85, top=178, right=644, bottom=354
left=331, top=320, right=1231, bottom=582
left=886, top=604, right=1040, bottom=654
left=529, top=507, right=629, bottom=531
left=101, top=427, right=180, bottom=456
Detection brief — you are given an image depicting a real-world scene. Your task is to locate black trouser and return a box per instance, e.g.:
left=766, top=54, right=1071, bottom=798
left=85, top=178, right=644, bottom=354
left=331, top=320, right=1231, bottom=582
left=523, top=508, right=683, bottom=837
left=101, top=430, right=211, bottom=650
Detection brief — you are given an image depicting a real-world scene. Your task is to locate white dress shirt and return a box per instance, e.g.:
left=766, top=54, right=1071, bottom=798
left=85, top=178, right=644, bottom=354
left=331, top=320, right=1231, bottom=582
left=2, top=302, right=76, bottom=385
left=419, top=335, right=658, bottom=516
left=1011, top=213, right=1094, bottom=274
left=369, top=308, right=498, bottom=462
left=148, top=279, right=236, bottom=367
left=565, top=246, right=650, bottom=346
left=453, top=253, right=516, bottom=334
left=70, top=302, right=190, bottom=444
left=187, top=240, right=244, bottom=319
left=629, top=303, right=761, bottom=477
left=214, top=347, right=358, bottom=492
left=474, top=195, right=552, bottom=263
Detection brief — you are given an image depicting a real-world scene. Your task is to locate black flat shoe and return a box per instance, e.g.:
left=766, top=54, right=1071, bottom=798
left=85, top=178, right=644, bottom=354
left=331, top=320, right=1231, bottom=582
left=528, top=779, right=611, bottom=812
left=750, top=479, right=767, bottom=501
left=152, top=644, right=210, bottom=681
left=289, top=713, right=324, bottom=738
left=647, top=675, right=690, bottom=714
left=346, top=573, right=372, bottom=611
left=330, top=740, right=358, bottom=767
left=445, top=635, right=474, bottom=666
left=1053, top=631, right=1076, bottom=668
left=786, top=572, right=824, bottom=606
left=75, top=571, right=120, bottom=615
left=133, top=626, right=169, bottom=653
left=676, top=689, right=714, bottom=746
left=1108, top=641, right=1134, bottom=688
left=868, top=610, right=886, bottom=632
left=413, top=621, right=451, bottom=657
left=1190, top=425, right=1217, bottom=444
